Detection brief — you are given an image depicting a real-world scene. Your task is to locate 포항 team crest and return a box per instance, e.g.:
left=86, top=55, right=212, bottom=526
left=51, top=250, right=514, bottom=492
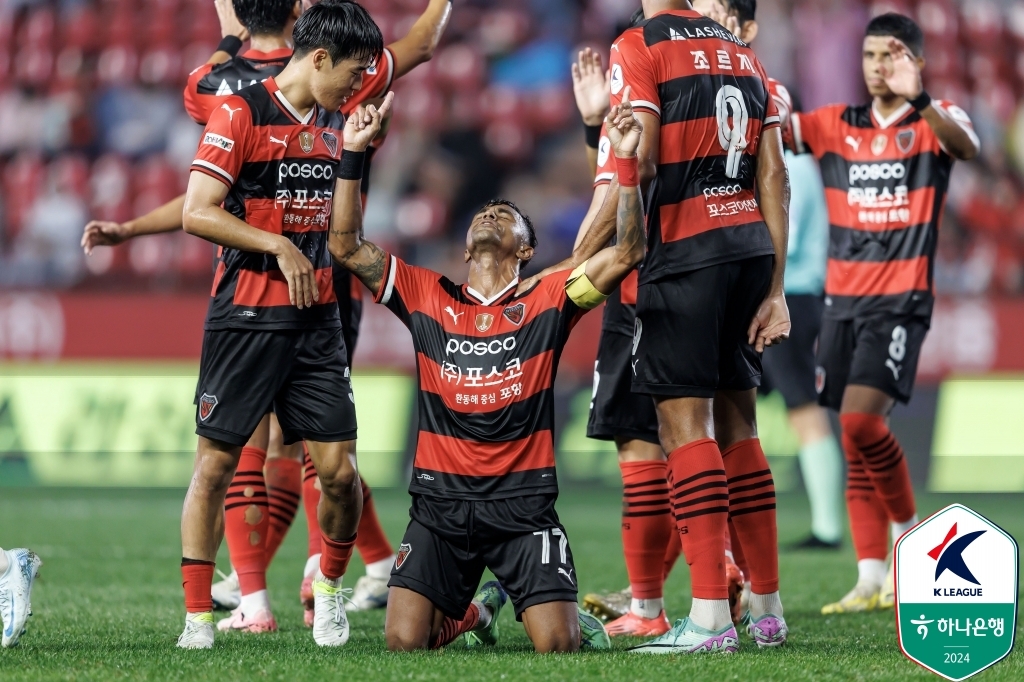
left=321, top=131, right=338, bottom=158
left=503, top=303, right=525, bottom=326
left=199, top=393, right=218, bottom=422
left=395, top=543, right=412, bottom=570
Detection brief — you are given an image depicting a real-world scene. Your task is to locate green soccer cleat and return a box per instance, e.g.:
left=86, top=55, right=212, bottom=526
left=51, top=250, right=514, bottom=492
left=464, top=581, right=507, bottom=648
left=578, top=605, right=611, bottom=650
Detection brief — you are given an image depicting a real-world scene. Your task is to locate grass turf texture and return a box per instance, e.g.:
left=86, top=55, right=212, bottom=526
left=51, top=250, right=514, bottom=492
left=1, top=488, right=1021, bottom=681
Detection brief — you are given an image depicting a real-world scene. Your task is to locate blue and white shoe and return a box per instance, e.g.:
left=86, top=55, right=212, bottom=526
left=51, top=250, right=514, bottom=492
left=627, top=617, right=739, bottom=655
left=1, top=548, right=42, bottom=648
left=346, top=575, right=390, bottom=612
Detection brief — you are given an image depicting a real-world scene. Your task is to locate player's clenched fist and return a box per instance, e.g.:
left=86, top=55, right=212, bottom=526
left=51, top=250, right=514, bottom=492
left=343, top=91, right=395, bottom=152
left=605, top=86, right=642, bottom=158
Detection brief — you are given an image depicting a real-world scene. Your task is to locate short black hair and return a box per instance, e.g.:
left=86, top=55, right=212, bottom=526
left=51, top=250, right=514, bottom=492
left=292, top=0, right=384, bottom=66
left=628, top=8, right=645, bottom=28
left=727, top=0, right=756, bottom=24
left=866, top=12, right=924, bottom=57
left=480, top=199, right=537, bottom=250
left=232, top=0, right=296, bottom=37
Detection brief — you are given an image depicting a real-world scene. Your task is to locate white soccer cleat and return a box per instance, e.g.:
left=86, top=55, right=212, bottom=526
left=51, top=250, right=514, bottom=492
left=346, top=575, right=389, bottom=611
left=176, top=612, right=215, bottom=649
left=211, top=570, right=241, bottom=611
left=311, top=573, right=350, bottom=647
left=1, top=548, right=42, bottom=648
left=627, top=617, right=739, bottom=655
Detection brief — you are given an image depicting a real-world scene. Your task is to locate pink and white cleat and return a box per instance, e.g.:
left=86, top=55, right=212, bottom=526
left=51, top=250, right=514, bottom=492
left=216, top=607, right=278, bottom=633
left=748, top=613, right=788, bottom=647
left=628, top=617, right=739, bottom=654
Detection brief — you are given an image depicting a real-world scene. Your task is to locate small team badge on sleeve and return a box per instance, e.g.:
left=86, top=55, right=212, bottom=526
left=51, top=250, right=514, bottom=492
left=503, top=303, right=525, bottom=326
left=202, top=133, right=234, bottom=151
left=395, top=543, right=412, bottom=570
left=199, top=393, right=219, bottom=421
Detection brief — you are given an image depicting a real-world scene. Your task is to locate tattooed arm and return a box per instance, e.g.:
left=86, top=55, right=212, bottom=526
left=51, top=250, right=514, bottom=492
left=328, top=94, right=394, bottom=294
left=581, top=97, right=646, bottom=294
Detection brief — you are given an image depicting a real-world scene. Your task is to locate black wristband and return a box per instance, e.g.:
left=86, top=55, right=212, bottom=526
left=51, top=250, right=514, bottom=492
left=908, top=90, right=932, bottom=112
left=217, top=35, right=244, bottom=57
left=584, top=124, right=602, bottom=150
left=338, top=150, right=366, bottom=181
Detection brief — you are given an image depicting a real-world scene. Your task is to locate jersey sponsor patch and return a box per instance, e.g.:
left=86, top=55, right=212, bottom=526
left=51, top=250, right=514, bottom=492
left=203, top=132, right=234, bottom=151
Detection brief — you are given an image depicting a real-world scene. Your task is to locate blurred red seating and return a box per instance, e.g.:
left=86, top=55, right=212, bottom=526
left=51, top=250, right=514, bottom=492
left=49, top=154, right=91, bottom=200
left=961, top=0, right=1004, bottom=49
left=18, top=8, right=55, bottom=50
left=434, top=43, right=485, bottom=92
left=917, top=0, right=959, bottom=42
left=2, top=153, right=46, bottom=241
left=90, top=154, right=134, bottom=224
left=60, top=5, right=100, bottom=52
left=13, top=45, right=53, bottom=88
left=97, top=45, right=139, bottom=85
left=140, top=47, right=183, bottom=86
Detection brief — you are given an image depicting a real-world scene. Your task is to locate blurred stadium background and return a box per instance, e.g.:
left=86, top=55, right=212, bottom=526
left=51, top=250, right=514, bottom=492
left=1, top=0, right=1023, bottom=493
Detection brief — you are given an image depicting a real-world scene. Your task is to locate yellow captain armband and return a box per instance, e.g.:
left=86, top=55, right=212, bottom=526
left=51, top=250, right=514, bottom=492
left=565, top=261, right=608, bottom=310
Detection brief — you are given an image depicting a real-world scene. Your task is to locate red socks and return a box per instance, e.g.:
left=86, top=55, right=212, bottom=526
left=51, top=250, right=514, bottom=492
left=224, top=446, right=269, bottom=594
left=320, top=534, right=357, bottom=580
left=264, top=458, right=302, bottom=563
left=840, top=413, right=916, bottom=523
left=619, top=460, right=673, bottom=599
left=182, top=558, right=215, bottom=613
left=843, top=430, right=890, bottom=560
left=302, top=448, right=322, bottom=558
left=356, top=478, right=395, bottom=565
left=728, top=519, right=749, bottom=582
left=722, top=439, right=779, bottom=594
left=662, top=526, right=681, bottom=580
left=429, top=603, right=481, bottom=649
left=666, top=439, right=729, bottom=599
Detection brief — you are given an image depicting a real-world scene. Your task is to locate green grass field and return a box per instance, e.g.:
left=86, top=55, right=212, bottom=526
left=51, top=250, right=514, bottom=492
left=0, top=487, right=1021, bottom=681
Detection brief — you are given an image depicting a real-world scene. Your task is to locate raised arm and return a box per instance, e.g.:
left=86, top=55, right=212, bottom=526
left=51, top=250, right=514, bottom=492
left=748, top=125, right=791, bottom=352
left=572, top=48, right=611, bottom=177
left=387, top=0, right=452, bottom=80
left=580, top=97, right=645, bottom=295
left=883, top=38, right=979, bottom=160
left=82, top=194, right=185, bottom=254
left=328, top=93, right=395, bottom=294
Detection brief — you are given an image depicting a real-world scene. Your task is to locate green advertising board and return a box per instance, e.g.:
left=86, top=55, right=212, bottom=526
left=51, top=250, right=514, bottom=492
left=895, top=504, right=1019, bottom=680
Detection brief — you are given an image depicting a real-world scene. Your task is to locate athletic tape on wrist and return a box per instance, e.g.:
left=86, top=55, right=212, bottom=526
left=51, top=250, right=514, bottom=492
left=338, top=150, right=366, bottom=181
left=616, top=155, right=640, bottom=187
left=909, top=90, right=932, bottom=112
left=217, top=36, right=243, bottom=57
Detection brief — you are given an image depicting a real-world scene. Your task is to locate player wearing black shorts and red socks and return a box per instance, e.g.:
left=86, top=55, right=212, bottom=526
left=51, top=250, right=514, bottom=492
left=604, top=1, right=790, bottom=653
left=174, top=3, right=387, bottom=650
left=788, top=14, right=979, bottom=614
left=328, top=95, right=648, bottom=653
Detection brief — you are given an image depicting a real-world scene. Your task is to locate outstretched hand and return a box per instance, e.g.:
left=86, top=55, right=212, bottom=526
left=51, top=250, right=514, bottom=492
left=571, top=47, right=610, bottom=126
left=81, top=220, right=131, bottom=255
left=343, top=91, right=395, bottom=151
left=605, top=86, right=642, bottom=158
left=881, top=38, right=923, bottom=102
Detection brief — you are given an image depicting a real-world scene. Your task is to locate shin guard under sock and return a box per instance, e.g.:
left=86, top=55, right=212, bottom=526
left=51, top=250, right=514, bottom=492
left=181, top=558, right=215, bottom=613
left=264, top=458, right=302, bottom=564
left=840, top=413, right=916, bottom=524
left=619, top=460, right=673, bottom=599
left=224, top=446, right=269, bottom=595
left=843, top=431, right=890, bottom=560
left=722, top=439, right=779, bottom=594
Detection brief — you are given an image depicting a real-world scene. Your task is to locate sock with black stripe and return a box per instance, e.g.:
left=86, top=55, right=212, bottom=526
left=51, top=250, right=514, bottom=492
left=722, top=438, right=779, bottom=596
left=619, top=459, right=673, bottom=616
left=224, top=446, right=269, bottom=597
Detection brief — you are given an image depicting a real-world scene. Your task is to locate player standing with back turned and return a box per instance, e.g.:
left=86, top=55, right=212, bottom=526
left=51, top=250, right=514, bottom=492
left=788, top=13, right=979, bottom=614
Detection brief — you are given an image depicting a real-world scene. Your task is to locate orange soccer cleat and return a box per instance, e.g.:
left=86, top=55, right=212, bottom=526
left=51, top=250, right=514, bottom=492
left=605, top=610, right=672, bottom=637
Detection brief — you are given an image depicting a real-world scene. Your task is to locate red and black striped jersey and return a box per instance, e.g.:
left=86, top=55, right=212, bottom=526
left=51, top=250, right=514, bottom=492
left=190, top=77, right=347, bottom=330
left=184, top=47, right=395, bottom=125
left=374, top=255, right=588, bottom=499
left=610, top=10, right=779, bottom=282
left=792, top=100, right=977, bottom=319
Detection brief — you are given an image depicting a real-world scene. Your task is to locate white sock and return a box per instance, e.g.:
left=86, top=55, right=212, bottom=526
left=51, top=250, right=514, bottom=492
left=304, top=553, right=321, bottom=578
left=688, top=598, right=731, bottom=631
left=857, top=558, right=887, bottom=587
left=315, top=569, right=342, bottom=588
left=892, top=515, right=918, bottom=547
left=0, top=549, right=8, bottom=576
left=365, top=555, right=396, bottom=581
left=724, top=549, right=735, bottom=564
left=749, top=591, right=783, bottom=618
left=239, top=589, right=270, bottom=614
left=473, top=599, right=492, bottom=629
left=630, top=597, right=664, bottom=619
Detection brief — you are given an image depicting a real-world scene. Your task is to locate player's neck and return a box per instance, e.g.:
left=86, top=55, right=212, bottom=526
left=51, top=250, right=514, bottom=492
left=642, top=0, right=691, bottom=15
left=248, top=33, right=291, bottom=54
left=466, top=252, right=519, bottom=302
left=872, top=94, right=908, bottom=121
left=273, top=64, right=316, bottom=118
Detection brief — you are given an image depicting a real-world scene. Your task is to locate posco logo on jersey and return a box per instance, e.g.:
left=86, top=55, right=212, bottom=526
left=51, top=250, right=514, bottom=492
left=849, top=162, right=906, bottom=184
left=703, top=184, right=743, bottom=199
left=278, top=162, right=334, bottom=184
left=446, top=337, right=517, bottom=356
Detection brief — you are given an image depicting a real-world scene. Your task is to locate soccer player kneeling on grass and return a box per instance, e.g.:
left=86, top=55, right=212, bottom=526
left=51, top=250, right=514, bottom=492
left=330, top=94, right=647, bottom=653
left=175, top=2, right=385, bottom=649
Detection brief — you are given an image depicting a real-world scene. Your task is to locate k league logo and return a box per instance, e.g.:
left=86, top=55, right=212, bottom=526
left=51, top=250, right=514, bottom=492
left=895, top=504, right=1018, bottom=681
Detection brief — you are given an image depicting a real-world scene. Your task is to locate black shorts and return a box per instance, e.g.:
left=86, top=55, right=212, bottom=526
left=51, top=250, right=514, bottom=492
left=194, top=327, right=357, bottom=446
left=587, top=325, right=659, bottom=444
left=760, top=293, right=824, bottom=410
left=389, top=494, right=578, bottom=620
left=815, top=313, right=929, bottom=411
left=632, top=255, right=773, bottom=398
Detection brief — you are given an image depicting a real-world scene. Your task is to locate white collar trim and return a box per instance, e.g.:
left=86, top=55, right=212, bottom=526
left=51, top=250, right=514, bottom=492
left=466, top=278, right=519, bottom=306
left=872, top=101, right=913, bottom=129
left=275, top=90, right=315, bottom=124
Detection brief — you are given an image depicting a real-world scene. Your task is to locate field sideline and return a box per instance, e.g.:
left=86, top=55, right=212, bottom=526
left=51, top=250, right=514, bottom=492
left=1, top=487, right=1021, bottom=681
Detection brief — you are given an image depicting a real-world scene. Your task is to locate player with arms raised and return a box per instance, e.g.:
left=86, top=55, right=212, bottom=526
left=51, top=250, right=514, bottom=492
left=328, top=93, right=647, bottom=653
left=789, top=14, right=979, bottom=614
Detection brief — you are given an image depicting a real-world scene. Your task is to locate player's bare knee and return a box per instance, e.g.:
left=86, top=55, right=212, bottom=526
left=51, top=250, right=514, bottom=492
left=385, top=624, right=429, bottom=651
left=531, top=630, right=579, bottom=653
left=318, top=463, right=358, bottom=499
